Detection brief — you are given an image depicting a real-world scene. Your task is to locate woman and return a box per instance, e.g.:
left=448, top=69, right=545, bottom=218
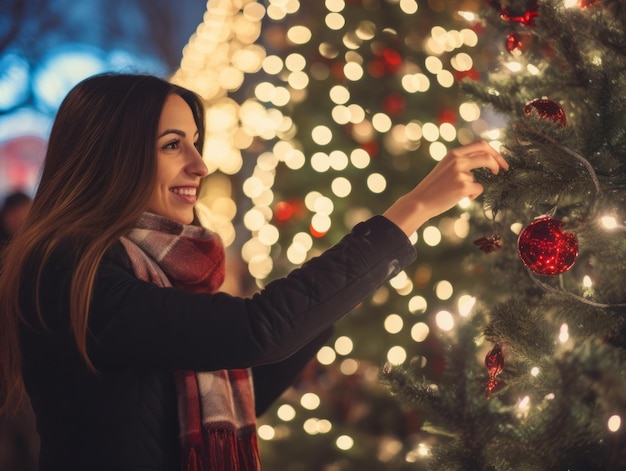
left=0, top=73, right=508, bottom=471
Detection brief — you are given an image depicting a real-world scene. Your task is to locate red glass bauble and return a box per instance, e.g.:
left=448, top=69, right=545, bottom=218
left=523, top=98, right=567, bottom=127
left=579, top=0, right=598, bottom=7
left=517, top=216, right=578, bottom=275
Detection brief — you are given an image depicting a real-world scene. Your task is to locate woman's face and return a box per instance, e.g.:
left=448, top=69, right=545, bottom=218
left=147, top=93, right=208, bottom=224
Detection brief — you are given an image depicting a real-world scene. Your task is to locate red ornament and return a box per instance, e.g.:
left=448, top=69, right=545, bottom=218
left=579, top=0, right=598, bottom=7
left=485, top=343, right=504, bottom=399
left=523, top=98, right=567, bottom=127
left=517, top=216, right=578, bottom=275
left=506, top=32, right=523, bottom=54
left=274, top=201, right=294, bottom=221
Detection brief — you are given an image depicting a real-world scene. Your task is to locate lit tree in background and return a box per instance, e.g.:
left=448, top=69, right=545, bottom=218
left=247, top=1, right=496, bottom=469
left=382, top=0, right=626, bottom=469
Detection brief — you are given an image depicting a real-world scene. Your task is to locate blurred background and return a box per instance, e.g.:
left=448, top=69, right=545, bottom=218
left=1, top=0, right=494, bottom=469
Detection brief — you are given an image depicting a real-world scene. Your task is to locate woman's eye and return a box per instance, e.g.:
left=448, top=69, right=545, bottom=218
left=163, top=140, right=180, bottom=150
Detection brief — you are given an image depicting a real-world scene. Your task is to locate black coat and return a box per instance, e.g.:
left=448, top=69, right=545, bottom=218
left=19, top=216, right=416, bottom=470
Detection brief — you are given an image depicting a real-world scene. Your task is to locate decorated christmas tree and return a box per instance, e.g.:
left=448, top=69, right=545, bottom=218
left=383, top=0, right=626, bottom=469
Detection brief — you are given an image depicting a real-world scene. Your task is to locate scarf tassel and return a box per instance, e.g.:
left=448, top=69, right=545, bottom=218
left=188, top=427, right=261, bottom=471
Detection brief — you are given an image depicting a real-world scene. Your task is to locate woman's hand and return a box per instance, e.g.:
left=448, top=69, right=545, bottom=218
left=383, top=140, right=509, bottom=237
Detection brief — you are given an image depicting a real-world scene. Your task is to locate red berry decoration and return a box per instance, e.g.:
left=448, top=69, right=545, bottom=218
left=485, top=343, right=504, bottom=399
left=523, top=98, right=567, bottom=126
left=517, top=216, right=578, bottom=275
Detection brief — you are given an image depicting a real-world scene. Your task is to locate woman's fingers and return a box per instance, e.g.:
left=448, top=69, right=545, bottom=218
left=456, top=140, right=509, bottom=174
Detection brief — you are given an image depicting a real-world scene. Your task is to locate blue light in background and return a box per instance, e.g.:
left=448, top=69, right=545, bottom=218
left=0, top=53, right=30, bottom=111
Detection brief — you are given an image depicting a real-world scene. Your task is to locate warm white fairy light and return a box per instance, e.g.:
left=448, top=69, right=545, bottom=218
left=336, top=435, right=354, bottom=450
left=384, top=314, right=404, bottom=334
left=608, top=415, right=622, bottom=432
left=301, top=392, right=321, bottom=410
left=311, top=125, right=333, bottom=145
left=422, top=226, right=442, bottom=246
left=582, top=275, right=593, bottom=289
left=287, top=25, right=312, bottom=44
left=372, top=113, right=392, bottom=133
left=316, top=346, right=336, bottom=365
left=600, top=215, right=618, bottom=229
left=435, top=280, right=453, bottom=300
left=367, top=173, right=387, bottom=193
left=277, top=404, right=297, bottom=421
left=303, top=418, right=322, bottom=435
left=257, top=424, right=275, bottom=440
left=408, top=295, right=428, bottom=313
left=421, top=122, right=439, bottom=141
left=411, top=322, right=429, bottom=342
left=559, top=323, right=570, bottom=343
left=328, top=150, right=348, bottom=170
left=530, top=367, right=540, bottom=377
left=457, top=295, right=476, bottom=317
left=334, top=336, right=354, bottom=355
left=527, top=63, right=540, bottom=75
left=399, top=0, right=418, bottom=14
left=435, top=310, right=454, bottom=331
left=439, top=122, right=457, bottom=142
left=326, top=12, right=346, bottom=30
left=436, top=69, right=455, bottom=88
left=387, top=346, right=407, bottom=365
left=429, top=141, right=448, bottom=161
left=331, top=177, right=352, bottom=197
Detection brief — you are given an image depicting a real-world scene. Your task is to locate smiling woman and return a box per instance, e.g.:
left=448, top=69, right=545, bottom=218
left=149, top=94, right=208, bottom=224
left=0, top=73, right=507, bottom=471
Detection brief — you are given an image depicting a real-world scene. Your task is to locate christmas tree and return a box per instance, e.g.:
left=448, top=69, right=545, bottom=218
left=383, top=0, right=626, bottom=469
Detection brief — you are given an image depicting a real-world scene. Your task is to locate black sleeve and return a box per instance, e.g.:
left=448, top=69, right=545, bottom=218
left=86, top=216, right=415, bottom=372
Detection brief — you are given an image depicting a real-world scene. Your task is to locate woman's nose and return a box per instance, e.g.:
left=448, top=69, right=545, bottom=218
left=189, top=145, right=209, bottom=177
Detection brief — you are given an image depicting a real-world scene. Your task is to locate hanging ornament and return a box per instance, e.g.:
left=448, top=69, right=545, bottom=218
left=579, top=0, right=598, bottom=7
left=274, top=201, right=295, bottom=222
left=485, top=343, right=504, bottom=399
left=474, top=234, right=502, bottom=253
left=523, top=98, right=567, bottom=127
left=517, top=215, right=578, bottom=275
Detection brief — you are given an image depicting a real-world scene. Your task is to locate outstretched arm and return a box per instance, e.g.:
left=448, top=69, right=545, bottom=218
left=383, top=140, right=508, bottom=237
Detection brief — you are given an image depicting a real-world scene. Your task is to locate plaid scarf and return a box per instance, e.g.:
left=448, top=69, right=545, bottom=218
left=120, top=212, right=262, bottom=471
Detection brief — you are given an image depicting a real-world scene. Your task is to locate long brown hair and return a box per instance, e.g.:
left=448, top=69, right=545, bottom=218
left=0, top=73, right=206, bottom=412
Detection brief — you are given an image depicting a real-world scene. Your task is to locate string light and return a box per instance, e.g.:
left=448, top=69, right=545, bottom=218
left=608, top=415, right=622, bottom=432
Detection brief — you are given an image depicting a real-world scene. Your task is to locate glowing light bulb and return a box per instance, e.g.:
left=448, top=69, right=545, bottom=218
left=608, top=415, right=621, bottom=432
